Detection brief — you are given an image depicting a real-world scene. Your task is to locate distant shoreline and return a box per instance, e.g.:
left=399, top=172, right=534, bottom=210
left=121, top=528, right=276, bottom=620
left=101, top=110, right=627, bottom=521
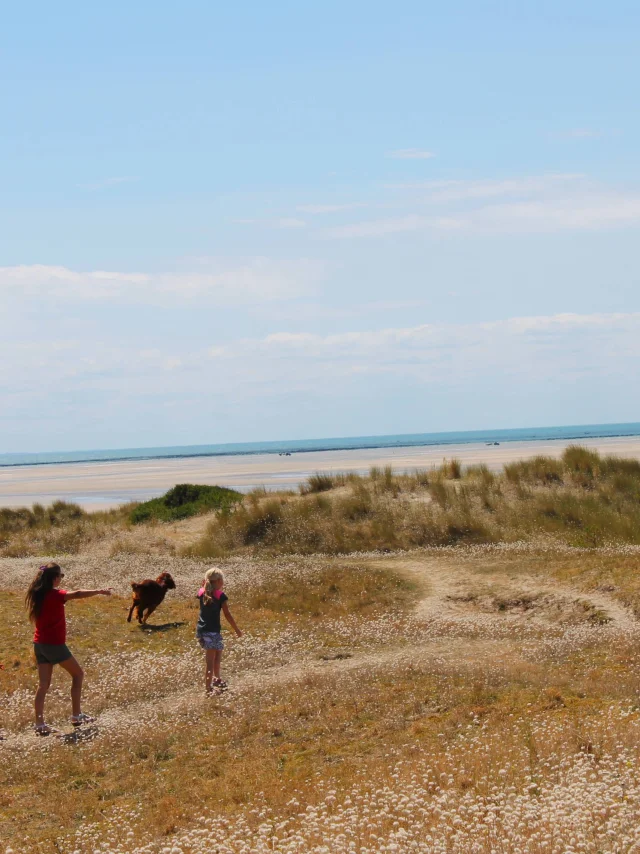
left=2, top=432, right=640, bottom=510
left=2, top=422, right=640, bottom=469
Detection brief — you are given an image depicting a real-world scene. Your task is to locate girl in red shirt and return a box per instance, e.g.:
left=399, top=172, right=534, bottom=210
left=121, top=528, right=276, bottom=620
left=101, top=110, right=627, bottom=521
left=25, top=562, right=112, bottom=736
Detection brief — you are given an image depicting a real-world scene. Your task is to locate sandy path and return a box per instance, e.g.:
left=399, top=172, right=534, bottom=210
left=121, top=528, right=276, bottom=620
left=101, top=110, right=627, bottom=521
left=375, top=556, right=638, bottom=632
left=0, top=636, right=520, bottom=750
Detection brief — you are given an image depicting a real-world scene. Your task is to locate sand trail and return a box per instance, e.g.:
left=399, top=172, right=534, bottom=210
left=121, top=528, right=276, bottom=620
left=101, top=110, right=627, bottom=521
left=371, top=555, right=638, bottom=632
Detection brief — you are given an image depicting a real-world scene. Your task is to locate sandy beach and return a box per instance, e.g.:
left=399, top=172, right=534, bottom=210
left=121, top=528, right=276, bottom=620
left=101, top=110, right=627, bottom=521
left=1, top=435, right=640, bottom=510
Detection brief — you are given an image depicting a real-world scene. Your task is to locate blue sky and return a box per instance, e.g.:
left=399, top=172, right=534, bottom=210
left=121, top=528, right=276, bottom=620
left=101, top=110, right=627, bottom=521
left=2, top=1, right=639, bottom=452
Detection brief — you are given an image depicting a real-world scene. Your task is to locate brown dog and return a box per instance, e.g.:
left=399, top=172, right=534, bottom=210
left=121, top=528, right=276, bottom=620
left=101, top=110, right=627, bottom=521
left=127, top=572, right=176, bottom=624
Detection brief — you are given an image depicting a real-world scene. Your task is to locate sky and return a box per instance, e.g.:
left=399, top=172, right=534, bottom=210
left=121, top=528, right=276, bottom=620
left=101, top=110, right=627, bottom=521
left=1, top=0, right=639, bottom=453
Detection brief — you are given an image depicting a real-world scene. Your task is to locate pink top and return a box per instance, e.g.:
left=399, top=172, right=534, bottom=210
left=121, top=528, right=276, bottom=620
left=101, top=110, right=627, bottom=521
left=197, top=587, right=224, bottom=600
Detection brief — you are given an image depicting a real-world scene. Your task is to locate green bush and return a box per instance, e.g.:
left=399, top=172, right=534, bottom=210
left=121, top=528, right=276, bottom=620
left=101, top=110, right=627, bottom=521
left=129, top=483, right=242, bottom=524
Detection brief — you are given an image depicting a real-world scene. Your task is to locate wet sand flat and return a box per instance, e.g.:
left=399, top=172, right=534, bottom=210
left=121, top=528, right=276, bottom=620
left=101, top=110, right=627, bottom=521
left=1, top=435, right=640, bottom=509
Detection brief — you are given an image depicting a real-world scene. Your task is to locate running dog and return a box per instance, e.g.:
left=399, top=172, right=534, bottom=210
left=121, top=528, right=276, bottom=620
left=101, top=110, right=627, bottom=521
left=127, top=572, right=176, bottom=624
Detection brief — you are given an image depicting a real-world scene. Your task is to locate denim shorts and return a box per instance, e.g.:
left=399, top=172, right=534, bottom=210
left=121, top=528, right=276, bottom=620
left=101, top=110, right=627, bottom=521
left=34, top=643, right=73, bottom=665
left=197, top=631, right=224, bottom=651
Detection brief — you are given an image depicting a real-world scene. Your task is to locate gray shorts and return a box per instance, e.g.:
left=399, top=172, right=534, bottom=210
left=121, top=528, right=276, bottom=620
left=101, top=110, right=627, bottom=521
left=197, top=631, right=224, bottom=651
left=34, top=643, right=73, bottom=665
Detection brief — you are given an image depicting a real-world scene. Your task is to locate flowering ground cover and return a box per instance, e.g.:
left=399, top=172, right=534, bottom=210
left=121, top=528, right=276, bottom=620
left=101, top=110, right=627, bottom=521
left=3, top=541, right=640, bottom=852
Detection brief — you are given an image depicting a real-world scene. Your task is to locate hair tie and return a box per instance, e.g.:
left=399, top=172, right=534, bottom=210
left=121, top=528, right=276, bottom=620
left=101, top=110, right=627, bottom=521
left=38, top=565, right=48, bottom=572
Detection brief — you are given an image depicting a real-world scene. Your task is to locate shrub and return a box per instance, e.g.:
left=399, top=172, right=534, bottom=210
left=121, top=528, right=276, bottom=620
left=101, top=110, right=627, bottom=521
left=129, top=483, right=242, bottom=524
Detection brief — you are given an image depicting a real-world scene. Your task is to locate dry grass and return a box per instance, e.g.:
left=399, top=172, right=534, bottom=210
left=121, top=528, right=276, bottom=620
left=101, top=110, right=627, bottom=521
left=0, top=502, right=133, bottom=558
left=4, top=450, right=640, bottom=851
left=3, top=544, right=640, bottom=852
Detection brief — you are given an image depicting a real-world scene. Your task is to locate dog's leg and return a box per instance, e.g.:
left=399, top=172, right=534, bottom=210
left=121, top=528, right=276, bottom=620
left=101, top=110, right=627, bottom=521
left=141, top=604, right=158, bottom=624
left=127, top=601, right=136, bottom=623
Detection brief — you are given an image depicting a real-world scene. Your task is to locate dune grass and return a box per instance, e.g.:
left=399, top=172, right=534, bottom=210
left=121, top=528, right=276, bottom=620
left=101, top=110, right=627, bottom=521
left=0, top=484, right=242, bottom=557
left=188, top=447, right=640, bottom=557
left=6, top=447, right=640, bottom=561
left=0, top=501, right=132, bottom=558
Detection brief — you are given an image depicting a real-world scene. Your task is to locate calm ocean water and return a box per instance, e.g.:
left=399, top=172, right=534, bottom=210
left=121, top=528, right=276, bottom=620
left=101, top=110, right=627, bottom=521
left=2, top=423, right=640, bottom=468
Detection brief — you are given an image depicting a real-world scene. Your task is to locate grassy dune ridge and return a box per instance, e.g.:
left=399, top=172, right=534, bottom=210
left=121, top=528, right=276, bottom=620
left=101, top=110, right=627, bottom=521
left=3, top=445, right=640, bottom=559
left=191, top=446, right=640, bottom=557
left=3, top=448, right=640, bottom=852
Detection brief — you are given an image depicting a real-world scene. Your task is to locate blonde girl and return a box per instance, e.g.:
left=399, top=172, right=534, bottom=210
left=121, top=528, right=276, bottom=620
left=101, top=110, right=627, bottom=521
left=196, top=568, right=242, bottom=693
left=25, top=562, right=112, bottom=735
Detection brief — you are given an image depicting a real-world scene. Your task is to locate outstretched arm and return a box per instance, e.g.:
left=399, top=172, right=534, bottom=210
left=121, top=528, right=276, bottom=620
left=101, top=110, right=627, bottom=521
left=66, top=588, right=113, bottom=600
left=222, top=602, right=242, bottom=637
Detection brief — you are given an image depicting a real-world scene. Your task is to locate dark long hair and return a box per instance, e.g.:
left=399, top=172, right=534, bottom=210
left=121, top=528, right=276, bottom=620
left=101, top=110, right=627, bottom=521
left=25, top=563, right=62, bottom=623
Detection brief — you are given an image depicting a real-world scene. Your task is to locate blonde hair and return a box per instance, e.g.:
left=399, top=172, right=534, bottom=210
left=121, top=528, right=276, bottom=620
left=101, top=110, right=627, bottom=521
left=202, top=567, right=224, bottom=606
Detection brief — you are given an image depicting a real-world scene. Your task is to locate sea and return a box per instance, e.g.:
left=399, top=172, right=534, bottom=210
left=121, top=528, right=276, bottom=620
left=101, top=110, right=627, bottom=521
left=2, top=422, right=640, bottom=468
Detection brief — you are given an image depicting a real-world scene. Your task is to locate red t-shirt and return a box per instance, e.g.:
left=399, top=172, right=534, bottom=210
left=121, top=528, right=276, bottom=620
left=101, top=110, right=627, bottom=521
left=33, top=589, right=68, bottom=645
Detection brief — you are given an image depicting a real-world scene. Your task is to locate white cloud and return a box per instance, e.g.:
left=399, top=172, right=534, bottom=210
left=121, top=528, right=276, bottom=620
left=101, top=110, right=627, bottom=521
left=0, top=259, right=320, bottom=305
left=387, top=148, right=436, bottom=160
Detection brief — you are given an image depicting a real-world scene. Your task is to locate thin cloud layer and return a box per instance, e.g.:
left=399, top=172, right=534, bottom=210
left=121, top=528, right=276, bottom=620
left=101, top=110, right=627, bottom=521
left=0, top=260, right=319, bottom=305
left=254, top=313, right=640, bottom=372
left=6, top=312, right=637, bottom=387
left=4, top=311, right=638, bottom=448
left=324, top=174, right=640, bottom=238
